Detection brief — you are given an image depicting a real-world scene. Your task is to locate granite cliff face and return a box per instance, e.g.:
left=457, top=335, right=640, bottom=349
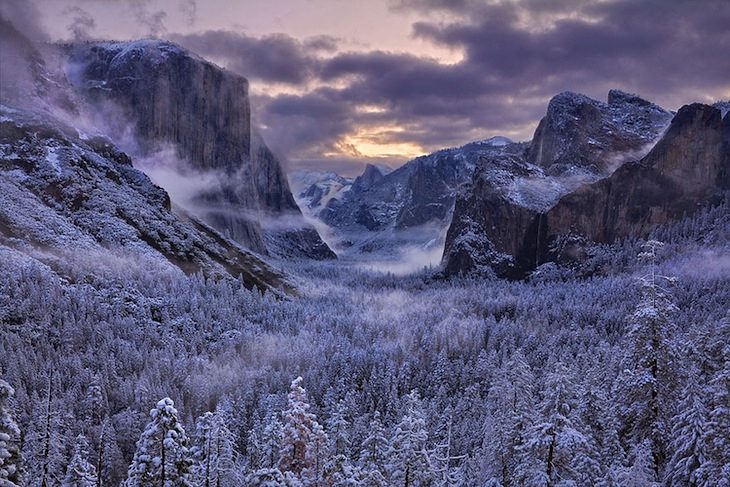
left=443, top=98, right=730, bottom=278
left=66, top=40, right=333, bottom=259
left=527, top=90, right=672, bottom=175
left=541, top=104, right=729, bottom=248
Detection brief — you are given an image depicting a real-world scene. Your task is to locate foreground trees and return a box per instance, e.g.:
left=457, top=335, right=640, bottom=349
left=2, top=205, right=730, bottom=486
left=124, top=398, right=192, bottom=487
left=0, top=379, right=22, bottom=487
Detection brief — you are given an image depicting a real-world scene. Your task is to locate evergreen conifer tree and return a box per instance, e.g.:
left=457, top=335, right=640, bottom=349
left=615, top=240, right=679, bottom=476
left=388, top=390, right=433, bottom=487
left=123, top=397, right=193, bottom=487
left=61, top=435, right=98, bottom=487
left=0, top=379, right=22, bottom=487
left=278, top=377, right=317, bottom=478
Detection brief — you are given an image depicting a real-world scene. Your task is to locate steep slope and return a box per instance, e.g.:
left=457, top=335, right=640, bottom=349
left=443, top=101, right=730, bottom=278
left=251, top=134, right=337, bottom=260
left=0, top=107, right=293, bottom=294
left=66, top=40, right=333, bottom=259
left=443, top=91, right=678, bottom=277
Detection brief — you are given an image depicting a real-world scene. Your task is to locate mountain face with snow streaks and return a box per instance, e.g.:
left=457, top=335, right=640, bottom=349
left=66, top=40, right=334, bottom=260
left=443, top=95, right=730, bottom=278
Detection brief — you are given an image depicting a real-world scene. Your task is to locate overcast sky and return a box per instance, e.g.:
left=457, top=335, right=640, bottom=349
left=3, top=0, right=730, bottom=175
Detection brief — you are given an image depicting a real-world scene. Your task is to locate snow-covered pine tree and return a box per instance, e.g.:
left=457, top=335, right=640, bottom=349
left=0, top=378, right=23, bottom=487
left=23, top=373, right=66, bottom=487
left=431, top=413, right=465, bottom=487
left=577, top=364, right=626, bottom=487
left=190, top=409, right=240, bottom=487
left=664, top=360, right=708, bottom=487
left=327, top=401, right=351, bottom=459
left=245, top=467, right=298, bottom=487
left=278, top=377, right=318, bottom=479
left=620, top=440, right=661, bottom=487
left=301, top=421, right=329, bottom=486
left=358, top=411, right=389, bottom=487
left=516, top=362, right=599, bottom=487
left=61, top=435, right=97, bottom=487
left=695, top=355, right=730, bottom=486
left=323, top=453, right=360, bottom=487
left=615, top=240, right=679, bottom=476
left=123, top=397, right=193, bottom=487
left=250, top=403, right=284, bottom=472
left=481, top=350, right=535, bottom=487
left=388, top=390, right=433, bottom=487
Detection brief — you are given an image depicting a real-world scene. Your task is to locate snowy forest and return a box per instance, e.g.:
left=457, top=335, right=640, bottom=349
left=2, top=196, right=730, bottom=487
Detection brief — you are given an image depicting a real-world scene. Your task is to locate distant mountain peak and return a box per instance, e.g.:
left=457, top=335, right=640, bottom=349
left=482, top=136, right=513, bottom=147
left=351, top=163, right=389, bottom=193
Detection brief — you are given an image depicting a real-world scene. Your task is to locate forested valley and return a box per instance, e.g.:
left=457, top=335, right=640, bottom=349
left=2, top=198, right=730, bottom=486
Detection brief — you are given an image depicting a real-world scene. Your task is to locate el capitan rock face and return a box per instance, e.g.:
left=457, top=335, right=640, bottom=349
left=66, top=40, right=333, bottom=260
left=443, top=101, right=730, bottom=278
left=68, top=40, right=252, bottom=175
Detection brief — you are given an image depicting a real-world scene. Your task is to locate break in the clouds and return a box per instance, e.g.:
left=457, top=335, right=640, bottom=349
left=165, top=0, right=730, bottom=175
left=8, top=0, right=730, bottom=175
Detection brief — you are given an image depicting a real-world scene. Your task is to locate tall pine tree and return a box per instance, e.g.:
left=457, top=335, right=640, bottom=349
left=123, top=397, right=193, bottom=487
left=61, top=435, right=98, bottom=487
left=0, top=378, right=22, bottom=487
left=615, top=241, right=679, bottom=477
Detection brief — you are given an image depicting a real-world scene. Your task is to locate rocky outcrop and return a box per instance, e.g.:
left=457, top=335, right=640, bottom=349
left=441, top=147, right=540, bottom=279
left=527, top=90, right=672, bottom=175
left=252, top=134, right=299, bottom=213
left=252, top=134, right=337, bottom=259
left=351, top=164, right=387, bottom=193
left=66, top=40, right=333, bottom=259
left=541, top=103, right=729, bottom=248
left=443, top=101, right=730, bottom=278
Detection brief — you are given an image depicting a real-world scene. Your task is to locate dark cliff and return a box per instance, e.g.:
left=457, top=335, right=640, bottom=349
left=66, top=40, right=333, bottom=259
left=540, top=104, right=729, bottom=250
left=443, top=94, right=729, bottom=278
left=252, top=135, right=337, bottom=260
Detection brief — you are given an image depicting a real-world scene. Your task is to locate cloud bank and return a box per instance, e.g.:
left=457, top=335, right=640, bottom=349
left=169, top=0, right=730, bottom=175
left=9, top=0, right=730, bottom=176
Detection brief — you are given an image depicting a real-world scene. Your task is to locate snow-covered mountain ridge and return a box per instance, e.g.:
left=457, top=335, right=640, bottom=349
left=294, top=137, right=522, bottom=264
left=444, top=100, right=730, bottom=278
left=0, top=106, right=293, bottom=293
left=294, top=89, right=677, bottom=269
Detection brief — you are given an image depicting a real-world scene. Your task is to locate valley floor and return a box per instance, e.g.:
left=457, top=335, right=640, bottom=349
left=2, top=200, right=730, bottom=486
